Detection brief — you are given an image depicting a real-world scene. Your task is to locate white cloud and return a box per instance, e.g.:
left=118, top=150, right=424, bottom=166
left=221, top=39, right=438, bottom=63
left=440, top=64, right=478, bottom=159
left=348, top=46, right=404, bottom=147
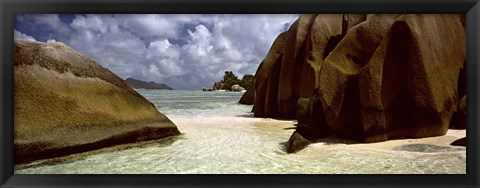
left=70, top=15, right=122, bottom=36
left=147, top=39, right=180, bottom=59
left=15, top=14, right=298, bottom=89
left=185, top=25, right=214, bottom=57
left=116, top=14, right=182, bottom=39
left=14, top=30, right=36, bottom=41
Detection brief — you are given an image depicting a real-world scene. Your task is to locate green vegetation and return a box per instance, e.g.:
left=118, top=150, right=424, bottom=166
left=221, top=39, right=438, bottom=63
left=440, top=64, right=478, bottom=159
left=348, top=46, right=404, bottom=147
left=240, top=74, right=254, bottom=90
left=220, top=71, right=254, bottom=91
left=221, top=71, right=241, bottom=90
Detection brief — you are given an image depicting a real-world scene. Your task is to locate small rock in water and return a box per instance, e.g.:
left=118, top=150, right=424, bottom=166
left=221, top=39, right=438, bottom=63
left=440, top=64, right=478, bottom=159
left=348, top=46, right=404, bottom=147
left=286, top=131, right=311, bottom=153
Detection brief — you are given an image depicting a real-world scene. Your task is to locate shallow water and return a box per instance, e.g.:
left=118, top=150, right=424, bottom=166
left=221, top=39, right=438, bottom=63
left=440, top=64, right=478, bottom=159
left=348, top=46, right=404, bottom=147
left=15, top=90, right=466, bottom=174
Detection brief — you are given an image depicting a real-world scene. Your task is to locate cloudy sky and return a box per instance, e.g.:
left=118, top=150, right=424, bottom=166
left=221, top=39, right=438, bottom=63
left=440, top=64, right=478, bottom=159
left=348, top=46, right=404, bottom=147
left=14, top=14, right=298, bottom=89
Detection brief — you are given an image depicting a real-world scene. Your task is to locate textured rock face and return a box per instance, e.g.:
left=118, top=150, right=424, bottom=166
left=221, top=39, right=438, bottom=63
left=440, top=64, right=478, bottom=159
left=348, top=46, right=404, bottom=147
left=318, top=14, right=400, bottom=141
left=277, top=14, right=317, bottom=118
left=230, top=84, right=245, bottom=92
left=212, top=81, right=224, bottom=90
left=239, top=87, right=255, bottom=105
left=286, top=131, right=311, bottom=153
left=344, top=14, right=367, bottom=32
left=379, top=14, right=465, bottom=140
left=251, top=14, right=466, bottom=150
left=253, top=32, right=289, bottom=117
left=300, top=14, right=344, bottom=98
left=14, top=40, right=180, bottom=164
left=296, top=96, right=331, bottom=140
left=450, top=96, right=466, bottom=129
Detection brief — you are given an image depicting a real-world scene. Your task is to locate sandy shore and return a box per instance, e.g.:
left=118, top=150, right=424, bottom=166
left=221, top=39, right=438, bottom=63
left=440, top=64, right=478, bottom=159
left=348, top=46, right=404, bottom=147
left=268, top=118, right=466, bottom=152
left=352, top=129, right=466, bottom=150
left=267, top=117, right=466, bottom=151
left=306, top=129, right=466, bottom=150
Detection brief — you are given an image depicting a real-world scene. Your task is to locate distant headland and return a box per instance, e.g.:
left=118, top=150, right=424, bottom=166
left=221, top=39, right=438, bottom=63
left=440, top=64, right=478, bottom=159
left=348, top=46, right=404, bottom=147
left=125, top=78, right=173, bottom=90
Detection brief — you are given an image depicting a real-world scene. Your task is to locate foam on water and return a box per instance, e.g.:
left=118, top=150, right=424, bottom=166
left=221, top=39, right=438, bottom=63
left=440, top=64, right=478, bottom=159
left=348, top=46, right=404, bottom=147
left=15, top=90, right=466, bottom=174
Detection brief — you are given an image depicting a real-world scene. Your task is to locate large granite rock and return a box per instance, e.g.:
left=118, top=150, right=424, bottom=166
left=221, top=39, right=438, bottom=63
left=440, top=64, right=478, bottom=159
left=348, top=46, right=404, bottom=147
left=239, top=87, right=255, bottom=105
left=295, top=96, right=333, bottom=141
left=250, top=14, right=466, bottom=151
left=212, top=81, right=224, bottom=90
left=253, top=32, right=289, bottom=117
left=318, top=14, right=400, bottom=141
left=343, top=14, right=367, bottom=32
left=299, top=14, right=344, bottom=98
left=231, top=84, right=245, bottom=92
left=378, top=14, right=465, bottom=140
left=450, top=96, right=467, bottom=129
left=14, top=40, right=180, bottom=164
left=277, top=14, right=317, bottom=118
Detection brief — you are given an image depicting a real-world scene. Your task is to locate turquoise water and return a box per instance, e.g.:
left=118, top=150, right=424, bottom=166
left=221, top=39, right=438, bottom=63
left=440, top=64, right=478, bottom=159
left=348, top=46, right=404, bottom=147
left=141, top=90, right=251, bottom=117
left=15, top=90, right=466, bottom=174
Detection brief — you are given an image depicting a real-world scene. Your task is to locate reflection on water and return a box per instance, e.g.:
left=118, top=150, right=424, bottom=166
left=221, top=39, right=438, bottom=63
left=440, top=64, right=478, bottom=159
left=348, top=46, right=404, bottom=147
left=15, top=90, right=466, bottom=174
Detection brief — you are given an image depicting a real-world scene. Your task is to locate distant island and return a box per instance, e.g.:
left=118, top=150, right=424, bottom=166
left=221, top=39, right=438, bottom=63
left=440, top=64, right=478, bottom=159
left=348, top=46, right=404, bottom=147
left=203, top=71, right=254, bottom=92
left=125, top=78, right=173, bottom=90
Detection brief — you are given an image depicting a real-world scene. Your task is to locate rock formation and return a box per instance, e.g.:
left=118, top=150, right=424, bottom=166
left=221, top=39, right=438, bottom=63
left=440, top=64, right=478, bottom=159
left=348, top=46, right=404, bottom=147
left=319, top=14, right=400, bottom=141
left=231, top=84, right=245, bottom=92
left=14, top=40, right=180, bottom=164
left=253, top=32, right=289, bottom=117
left=277, top=14, right=317, bottom=118
left=124, top=78, right=173, bottom=90
left=249, top=14, right=466, bottom=152
left=450, top=96, right=466, bottom=129
left=286, top=131, right=311, bottom=153
left=239, top=87, right=255, bottom=105
left=212, top=81, right=224, bottom=90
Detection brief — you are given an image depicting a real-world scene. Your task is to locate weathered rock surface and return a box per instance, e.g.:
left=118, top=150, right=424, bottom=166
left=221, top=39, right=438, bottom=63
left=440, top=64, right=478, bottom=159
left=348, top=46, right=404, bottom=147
left=286, top=131, right=311, bottom=153
left=231, top=84, right=245, bottom=92
left=318, top=14, right=400, bottom=141
left=239, top=87, right=255, bottom=105
left=450, top=96, right=466, bottom=129
left=277, top=14, right=317, bottom=118
left=343, top=14, right=367, bottom=32
left=379, top=14, right=465, bottom=140
left=212, top=81, right=224, bottom=90
left=300, top=14, right=344, bottom=98
left=14, top=40, right=180, bottom=164
left=253, top=32, right=289, bottom=117
left=251, top=14, right=466, bottom=152
left=296, top=96, right=332, bottom=141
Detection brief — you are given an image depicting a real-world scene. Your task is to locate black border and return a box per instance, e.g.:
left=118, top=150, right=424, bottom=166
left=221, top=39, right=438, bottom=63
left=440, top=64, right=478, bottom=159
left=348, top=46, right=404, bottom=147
left=1, top=0, right=479, bottom=187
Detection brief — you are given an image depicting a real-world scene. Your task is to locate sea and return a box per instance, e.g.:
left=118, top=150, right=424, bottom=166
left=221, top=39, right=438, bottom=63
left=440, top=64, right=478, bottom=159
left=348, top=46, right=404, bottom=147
left=15, top=90, right=466, bottom=174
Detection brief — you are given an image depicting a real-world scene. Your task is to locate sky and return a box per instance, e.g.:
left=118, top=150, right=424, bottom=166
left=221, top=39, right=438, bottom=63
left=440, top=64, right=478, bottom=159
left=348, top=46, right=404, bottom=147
left=14, top=14, right=298, bottom=90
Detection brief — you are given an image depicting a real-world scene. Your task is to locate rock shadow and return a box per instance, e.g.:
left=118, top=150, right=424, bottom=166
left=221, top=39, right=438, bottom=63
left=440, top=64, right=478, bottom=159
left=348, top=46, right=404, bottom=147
left=309, top=136, right=360, bottom=146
